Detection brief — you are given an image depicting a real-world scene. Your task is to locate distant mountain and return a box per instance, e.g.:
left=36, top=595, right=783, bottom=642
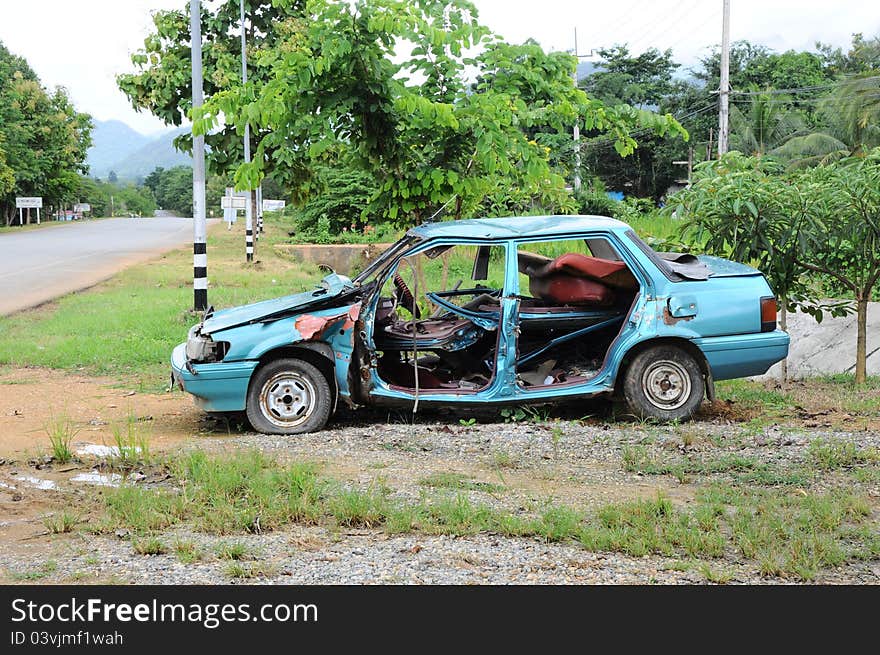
left=86, top=120, right=192, bottom=182
left=108, top=128, right=192, bottom=181
left=86, top=120, right=151, bottom=178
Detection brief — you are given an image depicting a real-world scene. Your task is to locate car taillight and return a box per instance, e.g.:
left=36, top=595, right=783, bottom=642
left=760, top=296, right=777, bottom=332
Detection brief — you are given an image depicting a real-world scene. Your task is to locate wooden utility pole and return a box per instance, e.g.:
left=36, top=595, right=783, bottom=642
left=718, top=0, right=731, bottom=157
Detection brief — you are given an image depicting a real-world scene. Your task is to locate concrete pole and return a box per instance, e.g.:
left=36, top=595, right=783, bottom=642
left=572, top=27, right=581, bottom=193
left=190, top=0, right=208, bottom=310
left=718, top=0, right=731, bottom=157
left=241, top=0, right=254, bottom=262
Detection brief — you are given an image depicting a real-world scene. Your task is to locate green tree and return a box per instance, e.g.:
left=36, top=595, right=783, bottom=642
left=118, top=0, right=308, bottom=180
left=770, top=73, right=880, bottom=167
left=0, top=41, right=92, bottom=224
left=729, top=90, right=806, bottom=156
left=198, top=0, right=684, bottom=227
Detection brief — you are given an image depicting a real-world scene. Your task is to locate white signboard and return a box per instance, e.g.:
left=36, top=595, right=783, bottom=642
left=16, top=197, right=42, bottom=209
left=262, top=199, right=286, bottom=212
left=221, top=196, right=247, bottom=210
left=73, top=203, right=91, bottom=213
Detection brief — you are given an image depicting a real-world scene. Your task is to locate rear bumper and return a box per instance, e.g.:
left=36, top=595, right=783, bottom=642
left=693, top=330, right=790, bottom=380
left=171, top=343, right=258, bottom=412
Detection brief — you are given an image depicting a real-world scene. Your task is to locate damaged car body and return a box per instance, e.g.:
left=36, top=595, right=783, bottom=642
left=171, top=215, right=790, bottom=434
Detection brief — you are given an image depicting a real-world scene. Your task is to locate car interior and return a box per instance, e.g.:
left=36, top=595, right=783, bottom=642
left=371, top=238, right=640, bottom=392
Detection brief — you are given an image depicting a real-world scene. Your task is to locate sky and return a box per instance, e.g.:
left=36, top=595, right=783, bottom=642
left=0, top=0, right=877, bottom=135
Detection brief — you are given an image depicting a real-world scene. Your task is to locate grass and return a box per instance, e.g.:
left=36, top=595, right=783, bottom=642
left=173, top=540, right=204, bottom=564
left=808, top=438, right=880, bottom=470
left=214, top=541, right=254, bottom=561
left=111, top=415, right=151, bottom=469
left=45, top=415, right=78, bottom=463
left=95, top=449, right=879, bottom=581
left=418, top=472, right=504, bottom=494
left=0, top=218, right=324, bottom=389
left=6, top=560, right=58, bottom=582
left=44, top=511, right=78, bottom=534
left=132, top=537, right=167, bottom=555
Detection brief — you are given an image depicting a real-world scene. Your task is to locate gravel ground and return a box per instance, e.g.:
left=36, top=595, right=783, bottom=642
left=2, top=409, right=879, bottom=585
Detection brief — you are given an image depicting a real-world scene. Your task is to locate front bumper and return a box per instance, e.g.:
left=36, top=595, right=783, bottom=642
left=171, top=343, right=259, bottom=412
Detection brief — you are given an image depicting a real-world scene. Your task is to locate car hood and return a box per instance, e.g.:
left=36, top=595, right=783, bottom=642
left=200, top=273, right=355, bottom=334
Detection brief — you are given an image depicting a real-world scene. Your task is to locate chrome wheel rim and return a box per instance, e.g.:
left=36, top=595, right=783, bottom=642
left=259, top=372, right=317, bottom=428
left=641, top=360, right=691, bottom=411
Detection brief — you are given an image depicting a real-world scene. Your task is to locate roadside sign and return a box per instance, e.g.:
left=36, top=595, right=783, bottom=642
left=262, top=199, right=286, bottom=212
left=221, top=196, right=247, bottom=210
left=73, top=203, right=91, bottom=213
left=16, top=197, right=42, bottom=208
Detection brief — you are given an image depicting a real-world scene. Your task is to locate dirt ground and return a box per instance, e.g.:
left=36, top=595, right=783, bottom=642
left=1, top=366, right=878, bottom=584
left=0, top=366, right=205, bottom=457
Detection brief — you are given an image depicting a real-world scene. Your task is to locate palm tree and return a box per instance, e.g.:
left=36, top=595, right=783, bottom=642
left=729, top=90, right=806, bottom=156
left=770, top=72, right=880, bottom=167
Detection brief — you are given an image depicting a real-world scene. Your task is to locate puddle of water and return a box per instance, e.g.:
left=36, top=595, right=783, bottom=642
left=70, top=472, right=122, bottom=487
left=76, top=444, right=143, bottom=458
left=19, top=475, right=58, bottom=491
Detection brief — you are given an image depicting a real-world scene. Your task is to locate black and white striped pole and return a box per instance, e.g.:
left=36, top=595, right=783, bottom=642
left=190, top=0, right=208, bottom=310
left=256, top=185, right=263, bottom=239
left=240, top=0, right=254, bottom=263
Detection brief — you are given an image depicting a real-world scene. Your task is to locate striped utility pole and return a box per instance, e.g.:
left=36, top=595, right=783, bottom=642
left=240, top=0, right=254, bottom=262
left=256, top=185, right=263, bottom=238
left=190, top=0, right=208, bottom=310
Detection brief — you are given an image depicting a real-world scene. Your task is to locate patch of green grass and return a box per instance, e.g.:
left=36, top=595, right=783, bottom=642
left=44, top=511, right=78, bottom=534
left=110, top=415, right=152, bottom=469
left=491, top=449, right=518, bottom=470
left=579, top=495, right=726, bottom=558
left=622, top=445, right=761, bottom=482
left=224, top=561, right=275, bottom=579
left=45, top=415, right=78, bottom=464
left=716, top=379, right=793, bottom=410
left=132, top=537, right=167, bottom=555
left=7, top=560, right=58, bottom=582
left=173, top=540, right=204, bottom=564
left=418, top=472, right=504, bottom=494
left=0, top=220, right=322, bottom=387
left=214, top=541, right=254, bottom=561
left=329, top=486, right=389, bottom=528
left=98, top=450, right=879, bottom=582
left=808, top=438, right=880, bottom=470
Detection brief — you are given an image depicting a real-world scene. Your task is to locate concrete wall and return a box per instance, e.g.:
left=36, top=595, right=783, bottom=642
left=759, top=301, right=880, bottom=379
left=274, top=243, right=393, bottom=277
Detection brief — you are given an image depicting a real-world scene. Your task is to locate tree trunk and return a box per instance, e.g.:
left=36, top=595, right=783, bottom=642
left=855, top=296, right=868, bottom=385
left=779, top=303, right=788, bottom=384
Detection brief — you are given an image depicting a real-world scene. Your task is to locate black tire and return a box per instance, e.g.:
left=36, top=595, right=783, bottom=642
left=246, top=358, right=333, bottom=434
left=622, top=345, right=705, bottom=421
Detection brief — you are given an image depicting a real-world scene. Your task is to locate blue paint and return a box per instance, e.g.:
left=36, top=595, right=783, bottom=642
left=170, top=215, right=790, bottom=422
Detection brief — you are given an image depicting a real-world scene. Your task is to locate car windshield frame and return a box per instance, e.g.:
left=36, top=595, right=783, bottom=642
left=353, top=234, right=422, bottom=286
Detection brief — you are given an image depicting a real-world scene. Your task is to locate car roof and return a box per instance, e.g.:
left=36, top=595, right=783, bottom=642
left=407, top=215, right=630, bottom=240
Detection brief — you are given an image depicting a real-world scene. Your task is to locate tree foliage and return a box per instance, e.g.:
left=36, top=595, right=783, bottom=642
left=0, top=41, right=92, bottom=224
left=670, top=150, right=880, bottom=384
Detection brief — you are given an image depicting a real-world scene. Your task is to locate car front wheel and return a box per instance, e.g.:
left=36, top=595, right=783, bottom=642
left=622, top=345, right=705, bottom=421
left=246, top=358, right=332, bottom=434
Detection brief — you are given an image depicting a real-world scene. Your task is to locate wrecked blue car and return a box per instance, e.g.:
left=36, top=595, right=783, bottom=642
left=171, top=215, right=789, bottom=434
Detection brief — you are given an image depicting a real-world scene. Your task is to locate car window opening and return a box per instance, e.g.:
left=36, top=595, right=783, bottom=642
left=372, top=243, right=506, bottom=393
left=513, top=238, right=640, bottom=388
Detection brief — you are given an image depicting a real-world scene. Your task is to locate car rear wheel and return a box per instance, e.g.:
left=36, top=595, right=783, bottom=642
left=246, top=358, right=332, bottom=434
left=622, top=345, right=704, bottom=421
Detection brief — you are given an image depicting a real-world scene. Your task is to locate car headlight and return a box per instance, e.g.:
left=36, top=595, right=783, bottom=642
left=186, top=325, right=227, bottom=363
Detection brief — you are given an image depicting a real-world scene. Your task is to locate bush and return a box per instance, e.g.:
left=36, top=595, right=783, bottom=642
left=574, top=186, right=619, bottom=217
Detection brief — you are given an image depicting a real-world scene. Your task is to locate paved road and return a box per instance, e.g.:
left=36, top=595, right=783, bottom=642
left=0, top=216, right=208, bottom=315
